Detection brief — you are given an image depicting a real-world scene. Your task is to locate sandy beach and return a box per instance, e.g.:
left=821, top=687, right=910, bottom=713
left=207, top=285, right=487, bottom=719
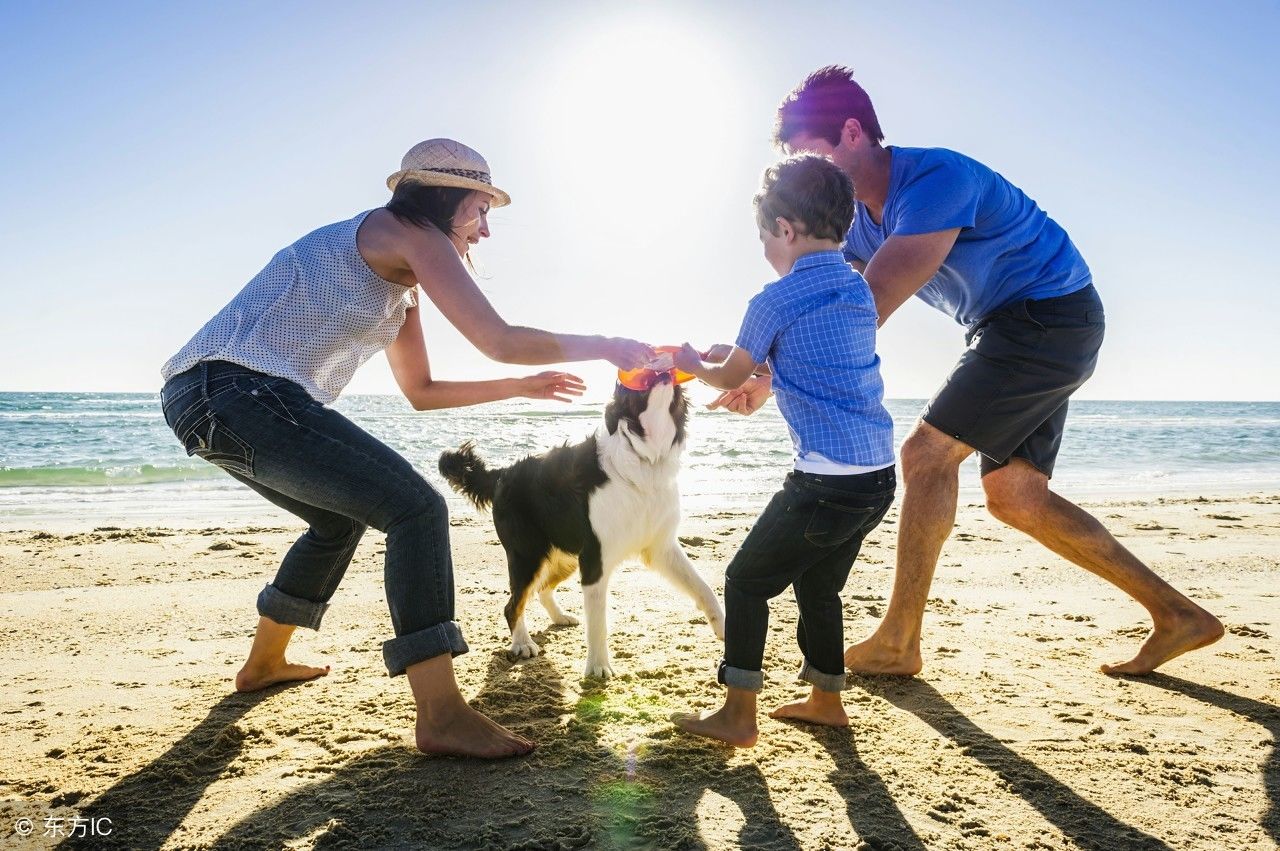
left=1, top=492, right=1276, bottom=850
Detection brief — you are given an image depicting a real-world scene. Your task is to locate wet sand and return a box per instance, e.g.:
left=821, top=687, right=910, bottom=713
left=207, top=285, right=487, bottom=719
left=0, top=493, right=1276, bottom=849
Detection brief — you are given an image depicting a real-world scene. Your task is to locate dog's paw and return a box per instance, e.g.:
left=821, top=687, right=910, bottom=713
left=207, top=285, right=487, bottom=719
left=508, top=640, right=541, bottom=660
left=550, top=612, right=580, bottom=626
left=707, top=608, right=726, bottom=640
left=583, top=659, right=614, bottom=679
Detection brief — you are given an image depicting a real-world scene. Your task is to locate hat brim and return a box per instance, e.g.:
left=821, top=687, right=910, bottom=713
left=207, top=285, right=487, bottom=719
left=386, top=170, right=511, bottom=207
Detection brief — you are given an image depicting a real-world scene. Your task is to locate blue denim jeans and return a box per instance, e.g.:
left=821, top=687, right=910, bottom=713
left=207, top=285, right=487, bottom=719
left=719, top=467, right=896, bottom=693
left=160, top=360, right=467, bottom=676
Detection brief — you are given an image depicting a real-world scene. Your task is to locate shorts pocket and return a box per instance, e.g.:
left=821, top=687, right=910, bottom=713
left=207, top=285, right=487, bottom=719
left=804, top=499, right=876, bottom=547
left=180, top=410, right=255, bottom=477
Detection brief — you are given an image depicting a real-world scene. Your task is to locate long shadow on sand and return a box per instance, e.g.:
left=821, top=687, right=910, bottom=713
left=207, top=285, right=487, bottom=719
left=199, top=627, right=805, bottom=849
left=1133, top=673, right=1278, bottom=845
left=198, top=626, right=915, bottom=849
left=60, top=687, right=279, bottom=850
left=871, top=677, right=1174, bottom=851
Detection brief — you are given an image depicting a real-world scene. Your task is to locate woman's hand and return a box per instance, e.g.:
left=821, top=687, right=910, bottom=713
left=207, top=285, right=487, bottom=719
left=518, top=371, right=586, bottom=403
left=604, top=337, right=655, bottom=371
left=706, top=375, right=773, bottom=415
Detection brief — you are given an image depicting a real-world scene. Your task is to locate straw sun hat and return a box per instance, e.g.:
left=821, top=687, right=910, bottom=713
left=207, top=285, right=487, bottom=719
left=385, top=138, right=511, bottom=207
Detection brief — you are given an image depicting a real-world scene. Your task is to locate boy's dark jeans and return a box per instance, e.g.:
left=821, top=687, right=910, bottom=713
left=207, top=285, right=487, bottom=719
left=160, top=360, right=467, bottom=676
left=720, top=467, right=896, bottom=693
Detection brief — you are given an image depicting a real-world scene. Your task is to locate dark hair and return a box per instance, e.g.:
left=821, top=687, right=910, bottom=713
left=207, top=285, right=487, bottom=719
left=385, top=181, right=475, bottom=235
left=773, top=65, right=885, bottom=149
left=754, top=155, right=855, bottom=243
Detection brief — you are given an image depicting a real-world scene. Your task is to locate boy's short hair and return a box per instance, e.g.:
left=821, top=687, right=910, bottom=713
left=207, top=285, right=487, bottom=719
left=773, top=65, right=885, bottom=149
left=754, top=155, right=856, bottom=243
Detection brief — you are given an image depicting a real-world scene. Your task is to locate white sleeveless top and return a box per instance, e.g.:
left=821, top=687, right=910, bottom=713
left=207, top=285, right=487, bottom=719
left=161, top=210, right=417, bottom=404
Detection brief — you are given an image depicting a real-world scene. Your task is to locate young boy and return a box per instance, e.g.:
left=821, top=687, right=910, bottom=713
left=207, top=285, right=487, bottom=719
left=670, top=155, right=896, bottom=747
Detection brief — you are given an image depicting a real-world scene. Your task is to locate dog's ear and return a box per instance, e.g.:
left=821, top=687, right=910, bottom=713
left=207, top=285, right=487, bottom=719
left=605, top=385, right=646, bottom=437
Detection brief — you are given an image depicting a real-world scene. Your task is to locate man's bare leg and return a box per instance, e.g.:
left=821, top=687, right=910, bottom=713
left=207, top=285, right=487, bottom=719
left=408, top=653, right=536, bottom=758
left=983, top=459, right=1223, bottom=674
left=235, top=616, right=330, bottom=692
left=845, top=422, right=975, bottom=675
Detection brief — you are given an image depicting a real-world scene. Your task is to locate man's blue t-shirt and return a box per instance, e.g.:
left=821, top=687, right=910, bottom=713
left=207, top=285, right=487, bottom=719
left=842, top=147, right=1092, bottom=327
left=735, top=251, right=895, bottom=468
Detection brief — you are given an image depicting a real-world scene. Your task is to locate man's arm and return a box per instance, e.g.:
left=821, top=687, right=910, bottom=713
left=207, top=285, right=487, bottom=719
left=862, top=228, right=960, bottom=327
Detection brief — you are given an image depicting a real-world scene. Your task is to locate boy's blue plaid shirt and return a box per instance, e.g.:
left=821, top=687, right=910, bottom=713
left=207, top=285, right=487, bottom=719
left=734, top=250, right=895, bottom=468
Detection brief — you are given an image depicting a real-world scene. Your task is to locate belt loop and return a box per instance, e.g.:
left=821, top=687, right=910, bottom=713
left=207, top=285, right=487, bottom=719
left=199, top=360, right=210, bottom=402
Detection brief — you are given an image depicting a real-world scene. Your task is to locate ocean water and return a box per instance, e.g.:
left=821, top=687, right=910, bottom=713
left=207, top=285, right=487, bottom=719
left=1, top=392, right=1278, bottom=529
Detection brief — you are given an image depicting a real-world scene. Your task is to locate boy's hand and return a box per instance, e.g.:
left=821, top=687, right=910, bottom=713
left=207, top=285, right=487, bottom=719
left=707, top=375, right=772, bottom=415
left=700, top=343, right=734, bottom=364
left=674, top=343, right=705, bottom=376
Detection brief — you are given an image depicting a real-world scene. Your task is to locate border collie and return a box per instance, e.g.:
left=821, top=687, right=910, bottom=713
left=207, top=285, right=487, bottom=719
left=439, top=374, right=725, bottom=678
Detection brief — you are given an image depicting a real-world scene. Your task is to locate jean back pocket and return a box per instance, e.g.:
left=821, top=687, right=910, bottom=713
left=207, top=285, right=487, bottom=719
left=804, top=499, right=877, bottom=547
left=179, top=410, right=255, bottom=478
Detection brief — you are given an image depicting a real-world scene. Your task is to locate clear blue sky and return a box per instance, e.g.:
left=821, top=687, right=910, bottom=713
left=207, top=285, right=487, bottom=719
left=2, top=0, right=1277, bottom=400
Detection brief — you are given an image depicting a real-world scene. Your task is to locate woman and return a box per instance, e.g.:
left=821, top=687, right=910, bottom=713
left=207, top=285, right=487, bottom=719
left=159, top=138, right=651, bottom=758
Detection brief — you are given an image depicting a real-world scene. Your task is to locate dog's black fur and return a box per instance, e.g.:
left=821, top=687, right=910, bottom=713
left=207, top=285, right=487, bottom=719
left=438, top=379, right=690, bottom=633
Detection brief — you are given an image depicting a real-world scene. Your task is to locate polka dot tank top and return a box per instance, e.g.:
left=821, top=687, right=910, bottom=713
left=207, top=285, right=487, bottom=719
left=161, top=210, right=417, bottom=404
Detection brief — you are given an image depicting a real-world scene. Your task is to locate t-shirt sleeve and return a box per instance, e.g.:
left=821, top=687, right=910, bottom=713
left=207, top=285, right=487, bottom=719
left=891, top=154, right=981, bottom=236
left=734, top=293, right=782, bottom=364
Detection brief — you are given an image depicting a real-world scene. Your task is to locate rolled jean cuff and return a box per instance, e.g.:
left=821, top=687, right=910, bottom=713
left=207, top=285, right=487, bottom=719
left=798, top=658, right=846, bottom=693
left=717, top=658, right=763, bottom=693
left=257, top=583, right=328, bottom=631
left=382, top=621, right=469, bottom=677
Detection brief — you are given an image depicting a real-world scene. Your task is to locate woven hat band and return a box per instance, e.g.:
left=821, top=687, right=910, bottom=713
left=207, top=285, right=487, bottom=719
left=420, top=167, right=492, bottom=185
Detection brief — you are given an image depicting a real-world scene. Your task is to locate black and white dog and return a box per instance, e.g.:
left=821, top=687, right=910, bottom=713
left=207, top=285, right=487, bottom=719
left=439, top=374, right=725, bottom=678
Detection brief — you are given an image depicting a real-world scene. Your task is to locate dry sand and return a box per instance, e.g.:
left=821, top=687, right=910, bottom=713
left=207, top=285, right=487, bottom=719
left=0, top=493, right=1277, bottom=850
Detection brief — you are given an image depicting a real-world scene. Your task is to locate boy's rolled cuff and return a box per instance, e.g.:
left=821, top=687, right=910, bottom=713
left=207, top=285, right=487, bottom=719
left=717, top=658, right=763, bottom=693
left=382, top=622, right=469, bottom=677
left=798, top=658, right=846, bottom=693
left=257, top=583, right=328, bottom=631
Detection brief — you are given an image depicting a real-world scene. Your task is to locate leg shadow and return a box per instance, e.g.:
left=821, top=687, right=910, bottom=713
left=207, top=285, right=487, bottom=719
left=873, top=677, right=1173, bottom=850
left=61, top=687, right=280, bottom=850
left=783, top=722, right=926, bottom=850
left=1131, top=673, right=1277, bottom=844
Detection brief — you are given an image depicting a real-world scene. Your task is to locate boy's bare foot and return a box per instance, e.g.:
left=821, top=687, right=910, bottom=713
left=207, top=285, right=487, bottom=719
left=670, top=708, right=758, bottom=748
left=769, top=691, right=849, bottom=727
left=843, top=636, right=922, bottom=676
left=235, top=660, right=330, bottom=692
left=415, top=703, right=535, bottom=758
left=1101, top=606, right=1224, bottom=675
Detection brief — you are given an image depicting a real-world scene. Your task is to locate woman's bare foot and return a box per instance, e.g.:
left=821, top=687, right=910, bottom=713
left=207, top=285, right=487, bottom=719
left=769, top=690, right=849, bottom=727
left=415, top=701, right=535, bottom=758
left=843, top=635, right=923, bottom=676
left=235, top=660, right=329, bottom=692
left=671, top=707, right=759, bottom=748
left=1101, top=606, right=1225, bottom=675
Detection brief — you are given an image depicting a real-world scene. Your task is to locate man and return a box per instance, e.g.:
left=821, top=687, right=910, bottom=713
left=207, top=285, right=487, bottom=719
left=712, top=66, right=1222, bottom=676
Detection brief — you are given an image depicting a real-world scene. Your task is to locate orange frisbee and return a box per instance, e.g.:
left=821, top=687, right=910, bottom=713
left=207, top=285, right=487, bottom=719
left=618, top=345, right=697, bottom=391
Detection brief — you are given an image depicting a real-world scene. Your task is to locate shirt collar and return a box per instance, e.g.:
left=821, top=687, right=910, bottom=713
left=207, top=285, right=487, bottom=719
left=789, top=250, right=846, bottom=274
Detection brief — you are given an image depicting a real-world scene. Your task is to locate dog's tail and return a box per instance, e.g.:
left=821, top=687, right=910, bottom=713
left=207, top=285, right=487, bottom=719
left=438, top=441, right=500, bottom=511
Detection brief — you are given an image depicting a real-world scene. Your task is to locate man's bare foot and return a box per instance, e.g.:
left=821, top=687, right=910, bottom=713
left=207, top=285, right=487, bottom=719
left=235, top=660, right=330, bottom=692
left=415, top=703, right=535, bottom=759
left=1101, top=606, right=1224, bottom=675
left=843, top=636, right=922, bottom=676
left=769, top=692, right=849, bottom=727
left=670, top=708, right=758, bottom=748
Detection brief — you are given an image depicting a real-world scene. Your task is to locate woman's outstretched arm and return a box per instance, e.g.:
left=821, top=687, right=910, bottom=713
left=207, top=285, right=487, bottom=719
left=385, top=304, right=586, bottom=410
left=402, top=226, right=651, bottom=370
